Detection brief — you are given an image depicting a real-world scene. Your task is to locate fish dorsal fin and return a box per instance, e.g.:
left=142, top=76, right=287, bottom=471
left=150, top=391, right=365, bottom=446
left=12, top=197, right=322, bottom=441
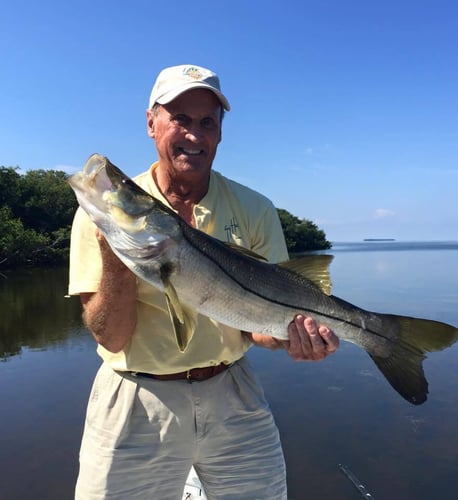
left=279, top=255, right=333, bottom=295
left=161, top=274, right=196, bottom=352
left=223, top=242, right=268, bottom=261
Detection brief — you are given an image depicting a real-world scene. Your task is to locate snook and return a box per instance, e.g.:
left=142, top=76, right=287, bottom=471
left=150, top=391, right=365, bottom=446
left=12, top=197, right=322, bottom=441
left=69, top=154, right=458, bottom=405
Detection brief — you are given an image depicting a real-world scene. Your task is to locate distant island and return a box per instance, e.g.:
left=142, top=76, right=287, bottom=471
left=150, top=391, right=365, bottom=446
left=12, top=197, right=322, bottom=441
left=363, top=238, right=396, bottom=241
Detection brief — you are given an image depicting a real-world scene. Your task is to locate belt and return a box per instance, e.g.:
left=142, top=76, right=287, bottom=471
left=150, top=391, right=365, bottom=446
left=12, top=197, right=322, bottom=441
left=129, top=362, right=230, bottom=382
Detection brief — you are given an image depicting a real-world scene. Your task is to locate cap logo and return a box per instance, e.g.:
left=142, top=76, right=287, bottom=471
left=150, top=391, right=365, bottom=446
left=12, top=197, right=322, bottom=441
left=183, top=66, right=204, bottom=80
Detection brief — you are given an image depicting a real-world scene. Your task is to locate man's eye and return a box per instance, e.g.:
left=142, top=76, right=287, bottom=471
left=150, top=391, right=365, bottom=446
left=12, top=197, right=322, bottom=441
left=201, top=117, right=216, bottom=129
left=173, top=114, right=189, bottom=125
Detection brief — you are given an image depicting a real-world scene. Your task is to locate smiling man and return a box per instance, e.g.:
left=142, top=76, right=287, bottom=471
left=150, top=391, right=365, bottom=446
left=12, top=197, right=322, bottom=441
left=70, top=64, right=339, bottom=499
left=146, top=84, right=224, bottom=226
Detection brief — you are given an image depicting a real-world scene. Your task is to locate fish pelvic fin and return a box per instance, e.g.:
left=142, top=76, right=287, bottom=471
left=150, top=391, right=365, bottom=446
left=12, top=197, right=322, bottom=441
left=369, top=316, right=458, bottom=405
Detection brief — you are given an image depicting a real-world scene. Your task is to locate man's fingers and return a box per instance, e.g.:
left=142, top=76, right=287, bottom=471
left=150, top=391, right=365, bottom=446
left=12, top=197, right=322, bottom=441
left=303, top=317, right=326, bottom=350
left=319, top=324, right=340, bottom=352
left=286, top=315, right=339, bottom=361
left=287, top=319, right=302, bottom=359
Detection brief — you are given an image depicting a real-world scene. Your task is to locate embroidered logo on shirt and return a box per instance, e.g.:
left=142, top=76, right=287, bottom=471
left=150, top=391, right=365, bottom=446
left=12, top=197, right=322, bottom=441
left=224, top=217, right=239, bottom=242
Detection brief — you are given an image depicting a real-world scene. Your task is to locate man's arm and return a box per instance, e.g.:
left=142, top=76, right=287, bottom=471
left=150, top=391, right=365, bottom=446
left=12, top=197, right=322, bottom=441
left=81, top=232, right=137, bottom=353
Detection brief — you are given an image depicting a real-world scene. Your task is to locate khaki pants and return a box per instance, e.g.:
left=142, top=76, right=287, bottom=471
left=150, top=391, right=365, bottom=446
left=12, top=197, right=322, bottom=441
left=75, top=357, right=287, bottom=499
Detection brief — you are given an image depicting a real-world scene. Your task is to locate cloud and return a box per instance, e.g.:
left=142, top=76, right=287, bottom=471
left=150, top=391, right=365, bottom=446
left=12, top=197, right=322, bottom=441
left=374, top=208, right=396, bottom=219
left=21, top=164, right=80, bottom=175
left=53, top=164, right=80, bottom=175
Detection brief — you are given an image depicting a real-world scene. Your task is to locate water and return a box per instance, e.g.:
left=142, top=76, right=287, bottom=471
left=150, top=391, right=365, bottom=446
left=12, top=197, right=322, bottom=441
left=1, top=242, right=457, bottom=499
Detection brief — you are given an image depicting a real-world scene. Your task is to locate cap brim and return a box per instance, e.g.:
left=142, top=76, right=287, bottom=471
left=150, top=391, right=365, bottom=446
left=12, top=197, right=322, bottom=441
left=155, top=82, right=231, bottom=111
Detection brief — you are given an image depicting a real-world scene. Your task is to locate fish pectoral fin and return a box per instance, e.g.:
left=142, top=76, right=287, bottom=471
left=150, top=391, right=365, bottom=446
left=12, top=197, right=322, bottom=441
left=279, top=255, right=333, bottom=295
left=165, top=295, right=197, bottom=352
left=163, top=282, right=196, bottom=352
left=163, top=279, right=184, bottom=323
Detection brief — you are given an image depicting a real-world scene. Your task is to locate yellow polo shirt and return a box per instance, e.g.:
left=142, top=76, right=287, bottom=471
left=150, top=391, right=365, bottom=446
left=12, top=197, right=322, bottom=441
left=68, top=163, right=289, bottom=374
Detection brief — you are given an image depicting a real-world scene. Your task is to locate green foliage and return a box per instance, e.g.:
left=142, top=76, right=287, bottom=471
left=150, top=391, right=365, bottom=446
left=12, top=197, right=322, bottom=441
left=0, top=167, right=22, bottom=209
left=0, top=162, right=332, bottom=266
left=277, top=208, right=332, bottom=254
left=0, top=206, right=48, bottom=265
left=18, top=169, right=76, bottom=232
left=0, top=165, right=77, bottom=267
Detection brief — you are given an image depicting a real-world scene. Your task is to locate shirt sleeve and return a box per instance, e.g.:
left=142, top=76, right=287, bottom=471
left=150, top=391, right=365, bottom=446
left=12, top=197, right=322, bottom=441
left=68, top=207, right=103, bottom=295
left=250, top=201, right=289, bottom=264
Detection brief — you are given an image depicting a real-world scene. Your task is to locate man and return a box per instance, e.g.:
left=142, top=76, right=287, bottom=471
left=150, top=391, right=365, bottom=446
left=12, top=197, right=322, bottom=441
left=69, top=64, right=339, bottom=499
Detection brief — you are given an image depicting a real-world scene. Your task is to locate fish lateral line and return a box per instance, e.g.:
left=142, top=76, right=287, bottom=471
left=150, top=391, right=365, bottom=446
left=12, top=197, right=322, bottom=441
left=177, top=218, right=394, bottom=342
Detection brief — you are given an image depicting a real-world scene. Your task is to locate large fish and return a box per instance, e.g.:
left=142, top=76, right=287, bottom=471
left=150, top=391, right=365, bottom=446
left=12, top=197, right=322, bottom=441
left=69, top=154, right=458, bottom=405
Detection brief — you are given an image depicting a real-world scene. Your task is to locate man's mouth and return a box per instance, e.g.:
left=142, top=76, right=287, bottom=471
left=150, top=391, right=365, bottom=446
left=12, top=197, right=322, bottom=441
left=179, top=147, right=203, bottom=156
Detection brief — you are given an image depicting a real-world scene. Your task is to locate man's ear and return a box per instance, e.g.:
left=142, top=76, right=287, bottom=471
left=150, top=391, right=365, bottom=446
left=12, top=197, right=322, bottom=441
left=146, top=109, right=155, bottom=138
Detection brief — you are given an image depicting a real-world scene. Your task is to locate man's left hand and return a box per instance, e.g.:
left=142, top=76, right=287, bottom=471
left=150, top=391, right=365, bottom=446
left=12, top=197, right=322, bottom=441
left=285, top=315, right=339, bottom=361
left=244, top=316, right=339, bottom=360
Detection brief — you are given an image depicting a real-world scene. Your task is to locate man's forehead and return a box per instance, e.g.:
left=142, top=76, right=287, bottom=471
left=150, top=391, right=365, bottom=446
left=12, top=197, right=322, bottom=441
left=164, top=89, right=221, bottom=112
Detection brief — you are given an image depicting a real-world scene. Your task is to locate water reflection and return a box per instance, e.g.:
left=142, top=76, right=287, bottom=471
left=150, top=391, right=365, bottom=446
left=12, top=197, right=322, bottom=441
left=0, top=267, right=83, bottom=359
left=0, top=243, right=457, bottom=500
left=251, top=242, right=458, bottom=499
left=0, top=267, right=99, bottom=500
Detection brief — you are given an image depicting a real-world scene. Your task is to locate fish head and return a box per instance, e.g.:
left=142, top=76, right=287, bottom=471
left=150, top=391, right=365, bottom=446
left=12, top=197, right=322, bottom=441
left=69, top=154, right=176, bottom=263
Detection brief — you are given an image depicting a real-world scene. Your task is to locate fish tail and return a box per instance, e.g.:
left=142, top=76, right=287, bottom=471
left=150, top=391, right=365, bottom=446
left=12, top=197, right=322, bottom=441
left=368, top=316, right=458, bottom=405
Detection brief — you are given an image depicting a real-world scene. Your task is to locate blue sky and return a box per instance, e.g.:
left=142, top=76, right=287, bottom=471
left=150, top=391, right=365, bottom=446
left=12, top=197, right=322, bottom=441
left=1, top=0, right=457, bottom=241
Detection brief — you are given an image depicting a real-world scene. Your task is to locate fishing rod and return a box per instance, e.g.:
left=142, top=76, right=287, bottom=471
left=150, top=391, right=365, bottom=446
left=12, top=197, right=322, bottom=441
left=339, top=463, right=375, bottom=499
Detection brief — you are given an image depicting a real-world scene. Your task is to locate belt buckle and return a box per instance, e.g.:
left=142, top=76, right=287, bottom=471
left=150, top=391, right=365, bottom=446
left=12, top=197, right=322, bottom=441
left=186, top=369, right=192, bottom=382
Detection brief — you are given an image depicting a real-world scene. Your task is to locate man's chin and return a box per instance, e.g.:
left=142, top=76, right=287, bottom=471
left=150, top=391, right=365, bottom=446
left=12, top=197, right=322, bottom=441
left=173, top=158, right=211, bottom=174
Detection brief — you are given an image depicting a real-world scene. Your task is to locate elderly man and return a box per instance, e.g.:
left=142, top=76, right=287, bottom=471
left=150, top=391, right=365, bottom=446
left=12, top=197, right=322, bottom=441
left=69, top=64, right=339, bottom=499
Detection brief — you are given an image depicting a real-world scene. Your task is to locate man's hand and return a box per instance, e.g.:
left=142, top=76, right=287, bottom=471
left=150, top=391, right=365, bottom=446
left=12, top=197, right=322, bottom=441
left=95, top=229, right=130, bottom=272
left=245, top=315, right=339, bottom=361
left=285, top=315, right=339, bottom=361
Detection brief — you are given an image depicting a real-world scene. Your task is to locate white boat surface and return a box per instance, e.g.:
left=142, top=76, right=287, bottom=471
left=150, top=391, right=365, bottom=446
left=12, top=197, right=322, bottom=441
left=182, top=466, right=207, bottom=499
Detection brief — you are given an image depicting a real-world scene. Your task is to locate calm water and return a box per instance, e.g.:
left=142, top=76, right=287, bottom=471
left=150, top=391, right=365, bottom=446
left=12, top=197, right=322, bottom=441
left=1, top=242, right=457, bottom=499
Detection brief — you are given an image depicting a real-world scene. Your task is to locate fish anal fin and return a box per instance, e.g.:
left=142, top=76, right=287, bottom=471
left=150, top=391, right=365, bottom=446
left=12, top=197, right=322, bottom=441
left=280, top=255, right=333, bottom=295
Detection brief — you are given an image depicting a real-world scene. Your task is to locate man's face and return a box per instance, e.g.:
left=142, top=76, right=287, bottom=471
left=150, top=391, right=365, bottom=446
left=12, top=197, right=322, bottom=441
left=147, top=88, right=222, bottom=178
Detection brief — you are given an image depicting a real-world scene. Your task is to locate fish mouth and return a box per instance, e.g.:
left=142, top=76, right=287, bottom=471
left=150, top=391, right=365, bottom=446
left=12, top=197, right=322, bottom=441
left=104, top=159, right=155, bottom=217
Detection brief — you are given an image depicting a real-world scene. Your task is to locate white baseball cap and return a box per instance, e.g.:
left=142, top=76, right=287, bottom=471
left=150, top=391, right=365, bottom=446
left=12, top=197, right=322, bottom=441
left=148, top=64, right=231, bottom=111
